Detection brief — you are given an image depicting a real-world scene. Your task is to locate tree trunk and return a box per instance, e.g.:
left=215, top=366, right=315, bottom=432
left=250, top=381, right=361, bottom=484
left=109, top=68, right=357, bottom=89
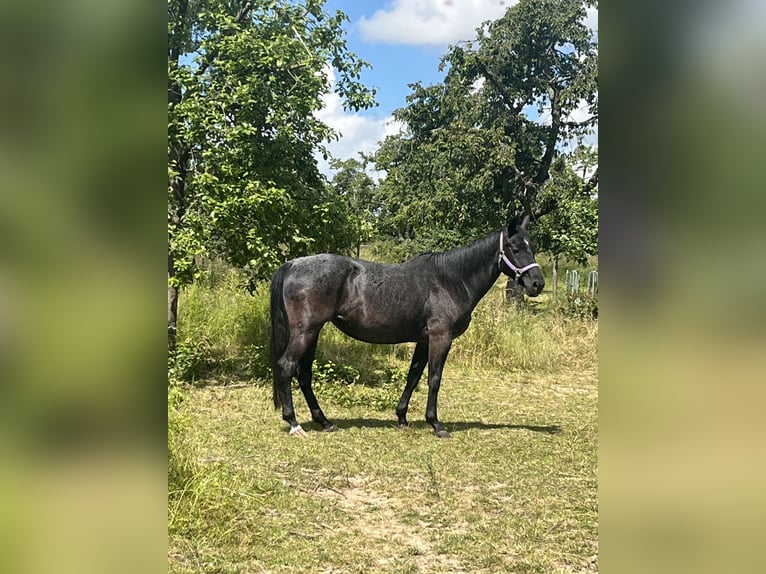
left=167, top=145, right=187, bottom=355
left=505, top=277, right=525, bottom=308
left=552, top=253, right=559, bottom=302
left=168, top=251, right=179, bottom=354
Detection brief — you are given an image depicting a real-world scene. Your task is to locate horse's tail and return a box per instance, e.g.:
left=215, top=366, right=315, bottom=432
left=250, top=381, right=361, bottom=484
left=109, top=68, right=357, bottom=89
left=270, top=262, right=292, bottom=409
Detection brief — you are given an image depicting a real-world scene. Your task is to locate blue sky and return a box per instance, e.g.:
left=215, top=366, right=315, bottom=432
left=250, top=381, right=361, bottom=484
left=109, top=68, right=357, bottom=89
left=316, top=0, right=597, bottom=175
left=323, top=0, right=509, bottom=114
left=324, top=1, right=450, bottom=114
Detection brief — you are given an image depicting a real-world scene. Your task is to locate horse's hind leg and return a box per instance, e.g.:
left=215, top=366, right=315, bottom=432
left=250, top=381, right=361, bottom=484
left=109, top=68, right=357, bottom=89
left=275, top=330, right=322, bottom=437
left=274, top=350, right=305, bottom=437
left=297, top=332, right=338, bottom=432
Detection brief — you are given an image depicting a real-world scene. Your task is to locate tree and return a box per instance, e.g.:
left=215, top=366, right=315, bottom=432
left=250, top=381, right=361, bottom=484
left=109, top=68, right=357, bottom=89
left=533, top=146, right=598, bottom=299
left=168, top=0, right=376, bottom=349
left=328, top=157, right=379, bottom=258
left=374, top=0, right=597, bottom=257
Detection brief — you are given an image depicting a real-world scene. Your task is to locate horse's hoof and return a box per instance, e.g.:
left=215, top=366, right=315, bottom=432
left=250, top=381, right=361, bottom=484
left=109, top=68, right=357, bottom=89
left=397, top=423, right=410, bottom=430
left=434, top=429, right=451, bottom=438
left=289, top=425, right=308, bottom=438
left=323, top=423, right=339, bottom=432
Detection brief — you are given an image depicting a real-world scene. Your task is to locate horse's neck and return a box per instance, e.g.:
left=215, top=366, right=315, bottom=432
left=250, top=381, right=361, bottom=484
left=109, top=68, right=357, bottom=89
left=464, top=257, right=502, bottom=309
left=434, top=231, right=501, bottom=308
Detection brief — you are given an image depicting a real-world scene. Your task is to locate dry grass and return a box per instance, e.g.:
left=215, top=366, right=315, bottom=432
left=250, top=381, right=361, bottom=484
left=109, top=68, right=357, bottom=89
left=169, top=267, right=597, bottom=573
left=169, top=354, right=596, bottom=570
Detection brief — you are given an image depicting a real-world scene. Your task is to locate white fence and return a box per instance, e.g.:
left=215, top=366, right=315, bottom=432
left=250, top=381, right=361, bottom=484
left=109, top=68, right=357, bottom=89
left=564, top=269, right=598, bottom=295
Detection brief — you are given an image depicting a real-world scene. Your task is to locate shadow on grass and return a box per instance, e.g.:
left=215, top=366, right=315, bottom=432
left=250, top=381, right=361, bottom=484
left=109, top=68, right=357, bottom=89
left=329, top=417, right=562, bottom=435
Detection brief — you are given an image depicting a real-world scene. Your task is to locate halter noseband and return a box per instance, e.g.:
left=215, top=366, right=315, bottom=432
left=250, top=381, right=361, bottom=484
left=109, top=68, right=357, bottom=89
left=499, top=231, right=540, bottom=279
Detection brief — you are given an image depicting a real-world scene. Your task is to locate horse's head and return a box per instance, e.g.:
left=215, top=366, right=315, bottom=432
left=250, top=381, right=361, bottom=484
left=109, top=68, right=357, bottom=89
left=500, top=215, right=545, bottom=297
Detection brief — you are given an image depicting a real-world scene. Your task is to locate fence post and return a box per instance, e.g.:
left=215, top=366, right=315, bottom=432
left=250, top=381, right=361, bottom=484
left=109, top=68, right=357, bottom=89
left=565, top=269, right=580, bottom=294
left=587, top=271, right=598, bottom=295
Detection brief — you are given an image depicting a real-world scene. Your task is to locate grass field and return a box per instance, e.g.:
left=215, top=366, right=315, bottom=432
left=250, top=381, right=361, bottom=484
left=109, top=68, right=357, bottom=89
left=169, top=270, right=598, bottom=573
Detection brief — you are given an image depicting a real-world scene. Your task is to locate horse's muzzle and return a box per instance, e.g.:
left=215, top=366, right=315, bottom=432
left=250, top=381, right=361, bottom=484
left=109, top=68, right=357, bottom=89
left=525, top=277, right=545, bottom=297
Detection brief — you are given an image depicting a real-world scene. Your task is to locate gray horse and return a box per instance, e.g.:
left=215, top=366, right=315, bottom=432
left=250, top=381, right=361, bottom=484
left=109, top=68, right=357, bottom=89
left=270, top=216, right=544, bottom=438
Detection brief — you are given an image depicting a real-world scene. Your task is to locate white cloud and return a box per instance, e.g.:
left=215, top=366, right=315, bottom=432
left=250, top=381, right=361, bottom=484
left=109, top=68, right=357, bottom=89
left=567, top=97, right=598, bottom=148
left=584, top=4, right=598, bottom=35
left=565, top=98, right=595, bottom=125
left=314, top=67, right=405, bottom=177
left=525, top=97, right=597, bottom=151
left=359, top=0, right=513, bottom=46
left=470, top=76, right=486, bottom=93
left=556, top=98, right=598, bottom=151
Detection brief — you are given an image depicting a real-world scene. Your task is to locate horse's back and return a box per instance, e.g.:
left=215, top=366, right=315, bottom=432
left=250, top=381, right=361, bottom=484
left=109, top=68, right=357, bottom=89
left=282, top=254, right=358, bottom=298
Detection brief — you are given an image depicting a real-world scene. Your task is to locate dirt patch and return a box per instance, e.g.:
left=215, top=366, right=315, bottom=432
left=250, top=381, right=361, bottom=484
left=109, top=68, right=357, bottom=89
left=557, top=552, right=598, bottom=573
left=315, top=475, right=469, bottom=574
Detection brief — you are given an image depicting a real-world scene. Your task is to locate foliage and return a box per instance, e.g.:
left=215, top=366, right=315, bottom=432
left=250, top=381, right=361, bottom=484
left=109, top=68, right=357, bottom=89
left=173, top=257, right=598, bottom=388
left=556, top=290, right=598, bottom=320
left=173, top=262, right=272, bottom=381
left=168, top=0, right=377, bottom=290
left=366, top=237, right=418, bottom=263
left=373, top=0, right=598, bottom=251
left=328, top=157, right=379, bottom=256
left=309, top=359, right=409, bottom=411
left=243, top=343, right=271, bottom=379
left=534, top=146, right=598, bottom=264
left=312, top=359, right=362, bottom=386
left=169, top=337, right=214, bottom=383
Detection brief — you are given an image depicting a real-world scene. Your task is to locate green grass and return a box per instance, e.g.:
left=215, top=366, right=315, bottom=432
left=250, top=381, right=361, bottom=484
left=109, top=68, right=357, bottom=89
left=169, top=265, right=597, bottom=573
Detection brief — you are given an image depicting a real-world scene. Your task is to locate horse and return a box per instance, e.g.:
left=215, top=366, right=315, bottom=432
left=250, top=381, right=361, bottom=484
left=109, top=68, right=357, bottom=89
left=269, top=215, right=544, bottom=438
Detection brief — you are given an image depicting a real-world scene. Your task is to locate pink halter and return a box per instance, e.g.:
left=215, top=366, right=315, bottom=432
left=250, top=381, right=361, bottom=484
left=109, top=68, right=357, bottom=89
left=499, top=232, right=540, bottom=278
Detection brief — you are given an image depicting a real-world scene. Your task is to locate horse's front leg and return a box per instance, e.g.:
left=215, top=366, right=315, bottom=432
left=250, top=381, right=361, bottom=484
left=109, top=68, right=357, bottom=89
left=425, top=333, right=453, bottom=438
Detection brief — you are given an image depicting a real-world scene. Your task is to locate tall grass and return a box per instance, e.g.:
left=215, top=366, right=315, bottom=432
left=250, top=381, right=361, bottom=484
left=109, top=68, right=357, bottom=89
left=178, top=268, right=269, bottom=352
left=172, top=261, right=597, bottom=386
left=173, top=266, right=271, bottom=382
left=454, top=285, right=597, bottom=374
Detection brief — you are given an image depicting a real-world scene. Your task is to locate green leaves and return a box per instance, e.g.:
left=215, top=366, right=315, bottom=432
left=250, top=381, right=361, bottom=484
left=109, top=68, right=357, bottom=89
left=372, top=0, right=597, bottom=252
left=168, top=0, right=376, bottom=289
left=328, top=157, right=378, bottom=253
left=534, top=147, right=598, bottom=264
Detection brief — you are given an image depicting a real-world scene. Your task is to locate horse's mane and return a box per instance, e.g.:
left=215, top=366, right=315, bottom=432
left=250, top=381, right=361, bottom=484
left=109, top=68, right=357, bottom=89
left=427, top=230, right=499, bottom=277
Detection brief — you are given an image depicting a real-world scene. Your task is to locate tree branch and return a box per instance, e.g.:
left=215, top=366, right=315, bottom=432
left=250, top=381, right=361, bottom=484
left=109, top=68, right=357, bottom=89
left=509, top=163, right=536, bottom=191
left=194, top=2, right=254, bottom=81
left=563, top=114, right=598, bottom=128
left=583, top=166, right=599, bottom=194
left=475, top=59, right=526, bottom=116
left=533, top=84, right=562, bottom=186
left=235, top=1, right=253, bottom=23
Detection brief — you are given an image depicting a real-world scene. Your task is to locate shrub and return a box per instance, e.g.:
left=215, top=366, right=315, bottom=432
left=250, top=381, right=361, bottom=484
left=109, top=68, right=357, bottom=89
left=556, top=291, right=598, bottom=320
left=169, top=337, right=214, bottom=383
left=309, top=359, right=405, bottom=411
left=243, top=343, right=271, bottom=379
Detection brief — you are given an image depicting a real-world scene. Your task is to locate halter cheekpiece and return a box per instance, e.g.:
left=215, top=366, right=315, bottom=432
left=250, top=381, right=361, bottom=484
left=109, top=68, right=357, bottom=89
left=499, top=231, right=540, bottom=278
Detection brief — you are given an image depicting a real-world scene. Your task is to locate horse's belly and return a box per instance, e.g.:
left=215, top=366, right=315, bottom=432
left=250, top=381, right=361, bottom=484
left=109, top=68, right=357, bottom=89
left=331, top=315, right=422, bottom=344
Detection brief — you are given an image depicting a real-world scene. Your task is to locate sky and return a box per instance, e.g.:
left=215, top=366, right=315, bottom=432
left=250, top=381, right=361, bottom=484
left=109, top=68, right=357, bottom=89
left=316, top=0, right=598, bottom=176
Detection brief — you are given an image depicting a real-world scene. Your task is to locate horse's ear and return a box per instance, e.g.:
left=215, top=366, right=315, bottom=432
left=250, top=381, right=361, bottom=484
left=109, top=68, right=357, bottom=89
left=520, top=214, right=530, bottom=230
